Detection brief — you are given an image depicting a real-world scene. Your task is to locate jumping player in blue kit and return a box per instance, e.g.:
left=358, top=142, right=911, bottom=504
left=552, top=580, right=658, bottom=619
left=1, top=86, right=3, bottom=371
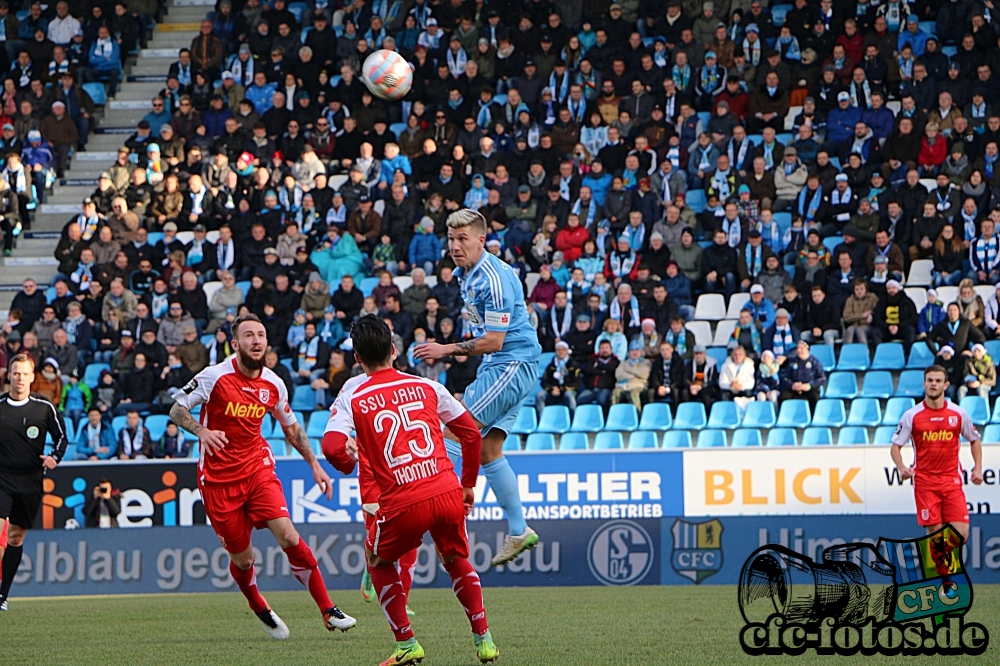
left=414, top=208, right=541, bottom=565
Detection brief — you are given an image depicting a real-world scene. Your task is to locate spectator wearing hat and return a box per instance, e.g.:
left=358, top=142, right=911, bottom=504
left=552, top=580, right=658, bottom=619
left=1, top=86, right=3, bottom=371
left=680, top=343, right=717, bottom=406
left=33, top=102, right=72, bottom=179
left=871, top=278, right=918, bottom=352
left=774, top=147, right=808, bottom=208
left=825, top=90, right=862, bottom=152
left=535, top=340, right=581, bottom=419
left=778, top=339, right=824, bottom=408
left=957, top=343, right=996, bottom=401
left=31, top=356, right=62, bottom=403
left=157, top=301, right=195, bottom=353
left=578, top=338, right=619, bottom=412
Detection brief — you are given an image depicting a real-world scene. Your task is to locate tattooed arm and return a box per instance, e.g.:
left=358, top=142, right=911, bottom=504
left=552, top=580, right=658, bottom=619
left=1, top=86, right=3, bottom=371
left=282, top=421, right=334, bottom=499
left=413, top=330, right=506, bottom=361
left=170, top=402, right=230, bottom=454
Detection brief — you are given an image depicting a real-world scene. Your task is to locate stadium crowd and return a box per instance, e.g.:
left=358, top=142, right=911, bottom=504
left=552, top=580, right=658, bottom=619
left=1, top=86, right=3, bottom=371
left=5, top=0, right=1000, bottom=458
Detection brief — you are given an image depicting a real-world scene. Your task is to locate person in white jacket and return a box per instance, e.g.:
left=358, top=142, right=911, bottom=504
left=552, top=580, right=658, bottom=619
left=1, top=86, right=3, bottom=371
left=719, top=344, right=757, bottom=408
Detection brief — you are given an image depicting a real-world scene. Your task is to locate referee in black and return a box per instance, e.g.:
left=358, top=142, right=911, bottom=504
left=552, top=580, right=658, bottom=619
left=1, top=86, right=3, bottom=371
left=0, top=353, right=66, bottom=610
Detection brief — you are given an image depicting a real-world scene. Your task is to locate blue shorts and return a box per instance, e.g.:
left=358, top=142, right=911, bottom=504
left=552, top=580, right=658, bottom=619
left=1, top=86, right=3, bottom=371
left=464, top=360, right=538, bottom=435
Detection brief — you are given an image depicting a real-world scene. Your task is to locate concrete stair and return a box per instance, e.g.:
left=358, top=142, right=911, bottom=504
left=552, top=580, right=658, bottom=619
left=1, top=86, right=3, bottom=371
left=0, top=0, right=209, bottom=311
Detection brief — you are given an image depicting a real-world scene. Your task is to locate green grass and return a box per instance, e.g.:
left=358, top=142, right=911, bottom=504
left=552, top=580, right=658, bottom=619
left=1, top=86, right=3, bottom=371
left=3, top=585, right=1000, bottom=665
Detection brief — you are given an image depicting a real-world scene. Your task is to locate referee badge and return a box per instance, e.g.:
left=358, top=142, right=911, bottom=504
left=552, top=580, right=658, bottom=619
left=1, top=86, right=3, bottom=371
left=26, top=426, right=39, bottom=439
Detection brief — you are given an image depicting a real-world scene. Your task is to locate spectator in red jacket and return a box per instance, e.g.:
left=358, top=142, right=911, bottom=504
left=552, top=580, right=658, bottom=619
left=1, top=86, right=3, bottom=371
left=529, top=264, right=561, bottom=312
left=554, top=213, right=590, bottom=263
left=918, top=122, right=948, bottom=176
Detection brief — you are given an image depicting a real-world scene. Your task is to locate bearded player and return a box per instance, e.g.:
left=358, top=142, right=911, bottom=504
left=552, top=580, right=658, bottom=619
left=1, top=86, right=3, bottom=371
left=323, top=316, right=499, bottom=665
left=891, top=365, right=984, bottom=572
left=414, top=208, right=539, bottom=565
left=170, top=314, right=356, bottom=638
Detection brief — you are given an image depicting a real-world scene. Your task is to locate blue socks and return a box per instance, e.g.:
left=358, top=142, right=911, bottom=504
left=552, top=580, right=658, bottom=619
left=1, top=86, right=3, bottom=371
left=444, top=438, right=463, bottom=479
left=482, top=456, right=527, bottom=536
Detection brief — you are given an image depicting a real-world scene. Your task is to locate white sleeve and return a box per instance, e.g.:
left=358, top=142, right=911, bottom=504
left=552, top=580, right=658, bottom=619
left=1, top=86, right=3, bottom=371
left=269, top=377, right=298, bottom=428
left=431, top=380, right=468, bottom=424
left=891, top=409, right=914, bottom=447
left=324, top=387, right=356, bottom=435
left=172, top=369, right=216, bottom=410
left=961, top=409, right=981, bottom=443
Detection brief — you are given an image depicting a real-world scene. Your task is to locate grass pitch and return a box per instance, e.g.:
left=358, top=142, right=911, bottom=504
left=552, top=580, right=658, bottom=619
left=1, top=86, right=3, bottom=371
left=2, top=585, right=999, bottom=665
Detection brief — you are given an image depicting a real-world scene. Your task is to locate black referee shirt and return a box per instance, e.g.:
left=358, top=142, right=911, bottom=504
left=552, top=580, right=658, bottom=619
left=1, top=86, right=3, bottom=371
left=0, top=393, right=67, bottom=477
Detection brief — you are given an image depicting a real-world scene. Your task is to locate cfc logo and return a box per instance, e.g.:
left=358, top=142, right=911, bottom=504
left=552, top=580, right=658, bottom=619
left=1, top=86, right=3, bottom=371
left=588, top=520, right=653, bottom=586
left=225, top=402, right=267, bottom=419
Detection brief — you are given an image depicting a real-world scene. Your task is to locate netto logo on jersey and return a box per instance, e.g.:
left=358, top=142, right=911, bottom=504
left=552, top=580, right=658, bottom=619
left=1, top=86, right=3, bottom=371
left=224, top=401, right=267, bottom=419
left=739, top=525, right=989, bottom=656
left=921, top=430, right=955, bottom=442
left=587, top=520, right=653, bottom=586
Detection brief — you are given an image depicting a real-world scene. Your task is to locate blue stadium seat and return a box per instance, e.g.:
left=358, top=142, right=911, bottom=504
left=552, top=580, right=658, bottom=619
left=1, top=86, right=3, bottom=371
left=558, top=432, right=589, bottom=451
left=987, top=340, right=1000, bottom=360
left=837, top=344, right=870, bottom=371
left=742, top=401, right=776, bottom=428
left=512, top=409, right=537, bottom=435
left=189, top=441, right=200, bottom=458
left=690, top=342, right=721, bottom=367
left=293, top=411, right=307, bottom=430
left=860, top=371, right=894, bottom=399
left=503, top=434, right=521, bottom=451
left=627, top=431, right=659, bottom=449
left=802, top=427, right=834, bottom=446
left=772, top=212, right=792, bottom=232
left=306, top=411, right=328, bottom=438
left=536, top=405, right=571, bottom=433
left=605, top=404, right=639, bottom=431
left=697, top=111, right=711, bottom=129
left=873, top=426, right=896, bottom=445
left=235, top=280, right=251, bottom=296
left=811, top=344, right=836, bottom=372
left=732, top=428, right=762, bottom=447
left=811, top=399, right=846, bottom=427
left=360, top=277, right=380, bottom=296
left=697, top=429, right=728, bottom=448
left=685, top=189, right=707, bottom=213
left=288, top=1, right=308, bottom=22
left=992, top=398, right=1000, bottom=424
left=707, top=401, right=741, bottom=429
left=266, top=438, right=286, bottom=455
left=847, top=398, right=882, bottom=427
left=871, top=343, right=906, bottom=370
left=771, top=4, right=791, bottom=25
left=896, top=370, right=925, bottom=397
left=824, top=372, right=858, bottom=399
left=638, top=403, right=672, bottom=430
left=777, top=399, right=811, bottom=427
left=291, top=385, right=316, bottom=411
left=838, top=427, right=870, bottom=446
left=536, top=352, right=555, bottom=378
left=594, top=432, right=624, bottom=450
left=983, top=424, right=1000, bottom=444
left=83, top=363, right=110, bottom=387
left=766, top=428, right=797, bottom=446
left=662, top=430, right=693, bottom=447
left=673, top=402, right=707, bottom=429
left=525, top=433, right=555, bottom=451
left=906, top=343, right=936, bottom=369
left=389, top=122, right=407, bottom=137
left=883, top=397, right=915, bottom=425
left=960, top=396, right=990, bottom=425
left=524, top=381, right=541, bottom=407
left=570, top=404, right=604, bottom=432
left=145, top=414, right=169, bottom=441
left=260, top=414, right=274, bottom=439
left=111, top=415, right=127, bottom=435
left=200, top=334, right=214, bottom=346
left=280, top=358, right=294, bottom=372
left=83, top=82, right=106, bottom=106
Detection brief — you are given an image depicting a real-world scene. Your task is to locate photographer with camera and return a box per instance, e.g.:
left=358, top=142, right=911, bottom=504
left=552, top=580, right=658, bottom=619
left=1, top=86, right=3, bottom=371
left=85, top=478, right=120, bottom=528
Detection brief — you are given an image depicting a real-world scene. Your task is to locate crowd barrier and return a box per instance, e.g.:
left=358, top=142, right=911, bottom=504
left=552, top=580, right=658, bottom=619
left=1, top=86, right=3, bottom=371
left=13, top=514, right=1000, bottom=596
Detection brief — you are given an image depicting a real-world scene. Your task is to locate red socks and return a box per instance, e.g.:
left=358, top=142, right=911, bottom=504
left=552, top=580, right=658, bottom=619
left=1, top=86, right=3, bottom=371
left=445, top=557, right=489, bottom=636
left=229, top=560, right=268, bottom=614
left=368, top=564, right=414, bottom=641
left=398, top=549, right=417, bottom=600
left=284, top=539, right=334, bottom=611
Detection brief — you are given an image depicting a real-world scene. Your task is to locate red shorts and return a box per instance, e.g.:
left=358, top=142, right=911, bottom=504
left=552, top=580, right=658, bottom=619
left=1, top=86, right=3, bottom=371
left=367, top=488, right=468, bottom=564
left=0, top=519, right=7, bottom=549
left=914, top=477, right=969, bottom=526
left=199, top=468, right=290, bottom=554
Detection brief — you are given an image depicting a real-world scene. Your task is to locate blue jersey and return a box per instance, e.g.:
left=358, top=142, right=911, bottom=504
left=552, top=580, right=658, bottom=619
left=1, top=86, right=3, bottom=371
left=455, top=250, right=542, bottom=366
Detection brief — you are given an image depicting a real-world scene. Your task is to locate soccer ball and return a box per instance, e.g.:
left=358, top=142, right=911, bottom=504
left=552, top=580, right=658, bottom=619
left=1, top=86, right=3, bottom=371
left=361, top=49, right=413, bottom=101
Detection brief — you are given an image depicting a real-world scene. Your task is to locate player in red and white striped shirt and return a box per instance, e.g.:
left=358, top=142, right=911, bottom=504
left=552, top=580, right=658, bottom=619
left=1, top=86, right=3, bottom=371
left=170, top=314, right=356, bottom=639
left=891, top=365, right=985, bottom=542
left=322, top=316, right=500, bottom=666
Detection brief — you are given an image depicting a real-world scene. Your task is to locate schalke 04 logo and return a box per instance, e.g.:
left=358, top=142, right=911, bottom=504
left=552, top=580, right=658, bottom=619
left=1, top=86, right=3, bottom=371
left=588, top=520, right=653, bottom=586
